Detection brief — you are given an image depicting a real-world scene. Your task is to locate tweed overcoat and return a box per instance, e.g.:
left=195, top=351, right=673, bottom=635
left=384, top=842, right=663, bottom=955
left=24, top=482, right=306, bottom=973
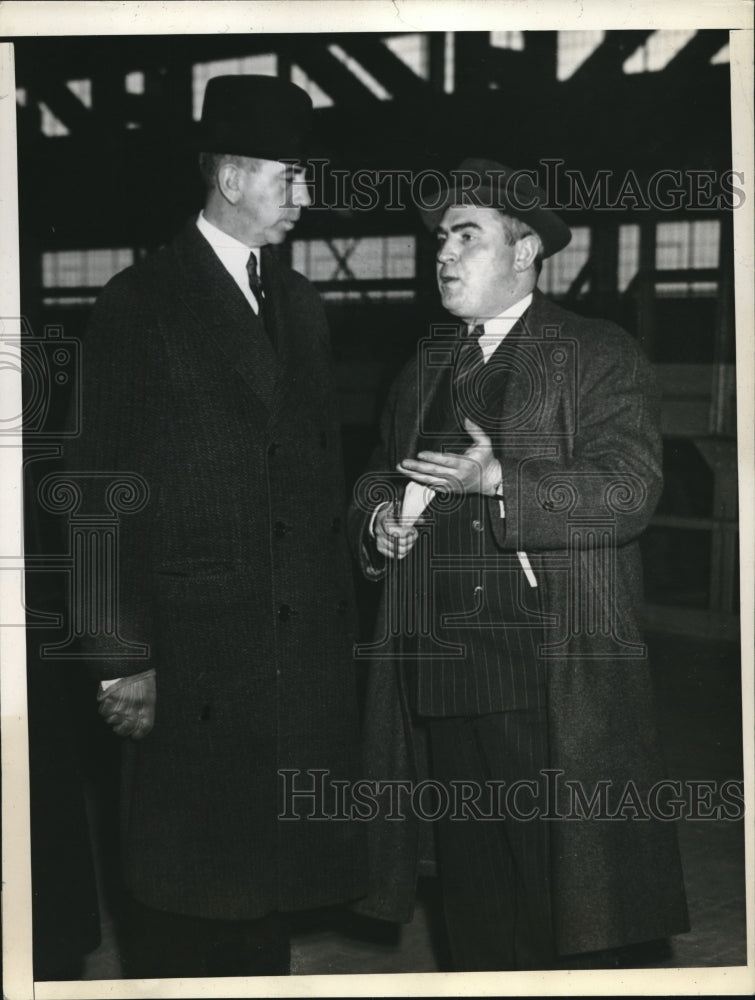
left=349, top=289, right=689, bottom=955
left=66, top=220, right=366, bottom=920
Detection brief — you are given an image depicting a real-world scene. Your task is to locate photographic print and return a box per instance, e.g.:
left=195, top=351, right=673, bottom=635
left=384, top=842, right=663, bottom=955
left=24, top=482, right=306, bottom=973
left=1, top=2, right=752, bottom=997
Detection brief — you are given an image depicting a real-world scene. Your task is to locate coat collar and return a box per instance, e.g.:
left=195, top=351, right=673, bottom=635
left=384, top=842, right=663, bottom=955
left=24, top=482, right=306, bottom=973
left=170, top=220, right=282, bottom=411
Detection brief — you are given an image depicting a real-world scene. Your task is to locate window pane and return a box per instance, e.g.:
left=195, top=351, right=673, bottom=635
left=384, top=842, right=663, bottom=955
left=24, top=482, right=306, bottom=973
left=624, top=30, right=697, bottom=74
left=384, top=34, right=430, bottom=78
left=557, top=31, right=605, bottom=81
left=539, top=226, right=590, bottom=296
left=42, top=249, right=134, bottom=288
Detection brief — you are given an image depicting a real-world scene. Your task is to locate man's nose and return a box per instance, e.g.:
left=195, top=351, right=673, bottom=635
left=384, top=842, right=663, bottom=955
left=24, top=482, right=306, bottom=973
left=292, top=177, right=312, bottom=208
left=437, top=242, right=456, bottom=263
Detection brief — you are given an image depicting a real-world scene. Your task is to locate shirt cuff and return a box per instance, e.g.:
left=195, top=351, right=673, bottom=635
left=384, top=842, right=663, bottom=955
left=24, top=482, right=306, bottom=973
left=368, top=500, right=392, bottom=538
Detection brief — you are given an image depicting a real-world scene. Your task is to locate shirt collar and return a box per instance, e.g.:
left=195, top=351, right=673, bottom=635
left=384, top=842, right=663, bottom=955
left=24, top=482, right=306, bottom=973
left=472, top=292, right=533, bottom=362
left=196, top=211, right=261, bottom=272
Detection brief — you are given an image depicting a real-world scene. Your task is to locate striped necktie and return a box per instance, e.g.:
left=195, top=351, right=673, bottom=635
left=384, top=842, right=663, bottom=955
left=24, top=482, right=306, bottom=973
left=452, top=323, right=486, bottom=425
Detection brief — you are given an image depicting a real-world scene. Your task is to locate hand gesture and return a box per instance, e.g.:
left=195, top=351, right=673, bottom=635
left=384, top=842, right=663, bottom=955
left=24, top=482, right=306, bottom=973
left=397, top=419, right=502, bottom=496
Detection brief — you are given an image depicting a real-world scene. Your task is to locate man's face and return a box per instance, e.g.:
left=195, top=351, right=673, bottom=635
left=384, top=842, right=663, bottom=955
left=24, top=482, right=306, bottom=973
left=236, top=159, right=311, bottom=246
left=435, top=205, right=521, bottom=323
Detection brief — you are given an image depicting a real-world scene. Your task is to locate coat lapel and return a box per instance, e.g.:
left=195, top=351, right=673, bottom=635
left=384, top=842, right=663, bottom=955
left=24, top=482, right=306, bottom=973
left=172, top=222, right=282, bottom=412
left=404, top=290, right=565, bottom=458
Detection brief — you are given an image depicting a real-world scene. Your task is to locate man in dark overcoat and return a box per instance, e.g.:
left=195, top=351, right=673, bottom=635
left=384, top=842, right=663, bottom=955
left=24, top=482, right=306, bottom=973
left=349, top=158, right=688, bottom=971
left=65, top=75, right=365, bottom=977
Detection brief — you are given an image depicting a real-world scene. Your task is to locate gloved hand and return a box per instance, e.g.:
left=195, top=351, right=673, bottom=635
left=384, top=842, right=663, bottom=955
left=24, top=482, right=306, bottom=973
left=97, top=668, right=156, bottom=740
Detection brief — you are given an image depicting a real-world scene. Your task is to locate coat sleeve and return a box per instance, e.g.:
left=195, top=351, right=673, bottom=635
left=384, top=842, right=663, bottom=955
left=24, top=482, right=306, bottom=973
left=63, top=270, right=166, bottom=680
left=488, top=322, right=663, bottom=552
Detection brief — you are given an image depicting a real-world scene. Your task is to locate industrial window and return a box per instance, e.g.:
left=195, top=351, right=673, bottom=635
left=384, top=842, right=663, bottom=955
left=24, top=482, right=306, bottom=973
left=490, top=32, right=525, bottom=51
left=292, top=236, right=416, bottom=301
left=293, top=236, right=415, bottom=281
left=556, top=31, right=605, bottom=81
left=328, top=45, right=390, bottom=100
left=291, top=66, right=334, bottom=109
left=192, top=55, right=277, bottom=120
left=623, top=30, right=697, bottom=74
left=655, top=220, right=720, bottom=296
left=384, top=34, right=430, bottom=78
left=710, top=43, right=730, bottom=65
left=538, top=226, right=590, bottom=297
left=42, top=249, right=134, bottom=305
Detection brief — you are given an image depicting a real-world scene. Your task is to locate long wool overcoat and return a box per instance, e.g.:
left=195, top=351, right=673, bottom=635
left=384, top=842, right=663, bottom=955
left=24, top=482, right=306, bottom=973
left=66, top=221, right=366, bottom=920
left=349, top=289, right=689, bottom=956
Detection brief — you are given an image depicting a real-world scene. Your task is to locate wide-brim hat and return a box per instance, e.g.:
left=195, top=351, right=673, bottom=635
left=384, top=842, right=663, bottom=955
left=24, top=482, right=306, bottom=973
left=198, top=74, right=314, bottom=162
left=419, top=157, right=571, bottom=259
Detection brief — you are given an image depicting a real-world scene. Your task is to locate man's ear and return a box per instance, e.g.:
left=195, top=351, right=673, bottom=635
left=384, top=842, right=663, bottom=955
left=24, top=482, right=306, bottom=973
left=217, top=161, right=242, bottom=205
left=514, top=234, right=540, bottom=272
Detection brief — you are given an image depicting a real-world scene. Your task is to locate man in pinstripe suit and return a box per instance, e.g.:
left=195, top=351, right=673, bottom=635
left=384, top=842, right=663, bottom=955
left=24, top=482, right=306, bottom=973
left=352, top=159, right=688, bottom=970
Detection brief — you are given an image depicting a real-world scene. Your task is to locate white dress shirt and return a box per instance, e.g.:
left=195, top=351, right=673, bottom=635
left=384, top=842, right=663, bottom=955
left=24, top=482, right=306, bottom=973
left=195, top=211, right=262, bottom=314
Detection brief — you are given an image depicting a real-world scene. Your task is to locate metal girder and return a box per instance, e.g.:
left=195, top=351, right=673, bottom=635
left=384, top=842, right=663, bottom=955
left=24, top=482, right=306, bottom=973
left=285, top=40, right=383, bottom=107
left=566, top=30, right=656, bottom=85
left=31, top=70, right=96, bottom=136
left=336, top=37, right=431, bottom=99
left=661, top=30, right=731, bottom=75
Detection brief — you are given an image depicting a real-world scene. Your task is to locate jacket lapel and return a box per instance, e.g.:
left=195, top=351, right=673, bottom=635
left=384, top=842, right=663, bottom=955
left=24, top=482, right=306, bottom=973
left=171, top=221, right=282, bottom=412
left=405, top=324, right=465, bottom=459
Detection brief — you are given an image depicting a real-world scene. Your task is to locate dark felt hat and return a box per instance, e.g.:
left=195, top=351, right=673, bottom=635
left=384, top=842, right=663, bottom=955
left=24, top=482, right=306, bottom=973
left=198, top=75, right=314, bottom=161
left=419, top=157, right=571, bottom=259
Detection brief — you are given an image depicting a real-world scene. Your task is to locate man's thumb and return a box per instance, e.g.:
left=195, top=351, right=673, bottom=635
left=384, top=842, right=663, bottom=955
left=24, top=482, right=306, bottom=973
left=464, top=418, right=492, bottom=447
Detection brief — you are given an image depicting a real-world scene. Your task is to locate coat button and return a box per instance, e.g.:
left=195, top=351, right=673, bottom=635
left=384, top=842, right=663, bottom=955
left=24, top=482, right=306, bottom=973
left=274, top=520, right=290, bottom=538
left=267, top=442, right=278, bottom=458
left=278, top=603, right=295, bottom=621
left=331, top=517, right=341, bottom=533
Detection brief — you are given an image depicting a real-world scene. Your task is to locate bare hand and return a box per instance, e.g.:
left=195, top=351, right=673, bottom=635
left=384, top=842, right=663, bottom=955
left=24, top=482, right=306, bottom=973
left=97, top=668, right=156, bottom=740
left=397, top=419, right=502, bottom=496
left=374, top=502, right=419, bottom=560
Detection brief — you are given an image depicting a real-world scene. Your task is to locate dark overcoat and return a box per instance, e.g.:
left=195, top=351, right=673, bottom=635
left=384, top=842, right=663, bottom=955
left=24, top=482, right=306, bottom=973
left=349, top=289, right=689, bottom=956
left=66, top=221, right=366, bottom=919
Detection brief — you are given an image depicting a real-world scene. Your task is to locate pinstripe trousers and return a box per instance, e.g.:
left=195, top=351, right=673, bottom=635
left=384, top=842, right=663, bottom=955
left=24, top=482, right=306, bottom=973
left=426, top=708, right=554, bottom=971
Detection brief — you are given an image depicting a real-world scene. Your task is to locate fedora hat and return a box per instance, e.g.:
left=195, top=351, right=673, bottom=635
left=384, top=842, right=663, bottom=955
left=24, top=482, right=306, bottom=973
left=198, top=74, right=313, bottom=162
left=419, top=157, right=571, bottom=259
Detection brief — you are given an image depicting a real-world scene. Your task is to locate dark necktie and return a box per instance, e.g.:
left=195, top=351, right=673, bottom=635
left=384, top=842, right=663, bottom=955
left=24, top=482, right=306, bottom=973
left=246, top=250, right=277, bottom=350
left=452, top=323, right=486, bottom=428
left=245, top=251, right=265, bottom=316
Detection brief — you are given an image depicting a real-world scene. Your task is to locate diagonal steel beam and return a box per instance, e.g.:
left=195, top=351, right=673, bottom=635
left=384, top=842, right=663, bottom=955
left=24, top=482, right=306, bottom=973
left=286, top=41, right=382, bottom=106
left=32, top=69, right=96, bottom=136
left=566, top=30, right=656, bottom=85
left=661, top=30, right=731, bottom=75
left=337, top=36, right=431, bottom=99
